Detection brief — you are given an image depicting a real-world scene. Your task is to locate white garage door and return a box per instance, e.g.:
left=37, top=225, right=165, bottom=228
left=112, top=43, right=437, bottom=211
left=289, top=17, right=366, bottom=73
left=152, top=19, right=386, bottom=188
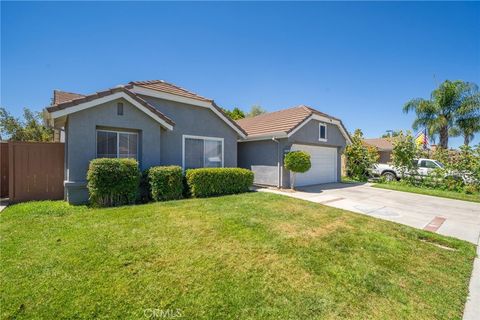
left=290, top=144, right=337, bottom=186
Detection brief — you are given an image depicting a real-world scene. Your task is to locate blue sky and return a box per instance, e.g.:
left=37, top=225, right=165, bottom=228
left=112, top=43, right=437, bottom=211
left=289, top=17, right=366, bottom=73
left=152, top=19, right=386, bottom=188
left=1, top=1, right=479, bottom=147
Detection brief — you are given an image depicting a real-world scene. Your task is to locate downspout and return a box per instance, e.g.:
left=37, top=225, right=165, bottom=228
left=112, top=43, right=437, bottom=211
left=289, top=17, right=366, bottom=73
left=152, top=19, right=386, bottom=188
left=272, top=137, right=281, bottom=188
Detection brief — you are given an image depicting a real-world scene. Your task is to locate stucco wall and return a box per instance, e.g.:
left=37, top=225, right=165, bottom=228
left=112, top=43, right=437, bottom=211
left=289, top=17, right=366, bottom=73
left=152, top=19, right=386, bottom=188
left=65, top=98, right=162, bottom=203
left=288, top=120, right=346, bottom=148
left=238, top=138, right=289, bottom=186
left=64, top=95, right=240, bottom=204
left=141, top=96, right=238, bottom=167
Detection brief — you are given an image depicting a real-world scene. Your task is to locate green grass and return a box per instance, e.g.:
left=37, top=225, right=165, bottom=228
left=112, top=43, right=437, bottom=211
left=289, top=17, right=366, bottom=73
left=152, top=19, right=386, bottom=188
left=372, top=182, right=480, bottom=203
left=0, top=193, right=476, bottom=319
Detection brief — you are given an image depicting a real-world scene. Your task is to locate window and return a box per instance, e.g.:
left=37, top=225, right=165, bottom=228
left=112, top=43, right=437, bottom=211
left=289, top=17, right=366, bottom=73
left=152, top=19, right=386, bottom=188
left=419, top=160, right=437, bottom=169
left=97, top=130, right=138, bottom=159
left=319, top=123, right=327, bottom=141
left=183, top=135, right=223, bottom=170
left=117, top=102, right=124, bottom=115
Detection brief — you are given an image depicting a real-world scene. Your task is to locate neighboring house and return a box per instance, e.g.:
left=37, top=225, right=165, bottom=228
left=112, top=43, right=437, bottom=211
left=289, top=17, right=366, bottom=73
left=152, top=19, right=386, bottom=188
left=363, top=138, right=393, bottom=163
left=236, top=106, right=351, bottom=188
left=46, top=80, right=246, bottom=204
left=45, top=80, right=351, bottom=203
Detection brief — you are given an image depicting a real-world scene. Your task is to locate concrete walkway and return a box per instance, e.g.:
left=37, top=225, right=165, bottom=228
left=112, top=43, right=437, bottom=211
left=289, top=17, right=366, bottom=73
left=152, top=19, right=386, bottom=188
left=0, top=198, right=8, bottom=213
left=259, top=183, right=480, bottom=244
left=257, top=183, right=480, bottom=319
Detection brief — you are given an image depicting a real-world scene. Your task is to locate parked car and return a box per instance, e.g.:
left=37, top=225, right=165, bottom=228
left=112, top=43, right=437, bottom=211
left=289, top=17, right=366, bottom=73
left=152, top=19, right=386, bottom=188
left=371, top=158, right=475, bottom=184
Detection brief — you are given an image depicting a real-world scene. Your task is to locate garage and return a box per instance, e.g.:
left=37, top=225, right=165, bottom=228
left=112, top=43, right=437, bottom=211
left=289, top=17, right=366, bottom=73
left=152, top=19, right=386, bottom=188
left=290, top=144, right=337, bottom=186
left=236, top=105, right=349, bottom=188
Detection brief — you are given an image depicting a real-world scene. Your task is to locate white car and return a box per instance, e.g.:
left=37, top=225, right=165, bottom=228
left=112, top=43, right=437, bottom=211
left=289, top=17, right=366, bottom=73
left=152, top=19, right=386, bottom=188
left=372, top=158, right=446, bottom=181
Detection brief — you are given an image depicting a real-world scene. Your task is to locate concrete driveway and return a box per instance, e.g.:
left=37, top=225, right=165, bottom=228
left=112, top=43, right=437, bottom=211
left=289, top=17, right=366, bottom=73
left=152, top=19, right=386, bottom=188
left=259, top=183, right=480, bottom=244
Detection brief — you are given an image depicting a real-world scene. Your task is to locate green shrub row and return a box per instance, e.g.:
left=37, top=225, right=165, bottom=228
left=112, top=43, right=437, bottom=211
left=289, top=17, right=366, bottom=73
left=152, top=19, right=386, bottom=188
left=87, top=159, right=254, bottom=207
left=185, top=167, right=254, bottom=198
left=147, top=166, right=183, bottom=201
left=87, top=158, right=140, bottom=207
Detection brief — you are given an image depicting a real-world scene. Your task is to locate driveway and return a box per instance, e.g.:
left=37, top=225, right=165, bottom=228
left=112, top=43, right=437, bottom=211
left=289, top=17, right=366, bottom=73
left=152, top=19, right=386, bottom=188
left=259, top=183, right=480, bottom=244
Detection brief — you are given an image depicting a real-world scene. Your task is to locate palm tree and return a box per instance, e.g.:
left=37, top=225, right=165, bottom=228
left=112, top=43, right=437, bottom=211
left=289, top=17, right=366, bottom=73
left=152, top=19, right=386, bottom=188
left=450, top=118, right=480, bottom=146
left=403, top=80, right=479, bottom=149
left=451, top=84, right=480, bottom=146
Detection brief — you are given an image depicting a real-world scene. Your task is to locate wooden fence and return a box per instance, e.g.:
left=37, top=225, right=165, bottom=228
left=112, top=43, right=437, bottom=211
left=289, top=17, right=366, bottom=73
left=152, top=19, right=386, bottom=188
left=6, top=142, right=64, bottom=203
left=0, top=142, right=8, bottom=198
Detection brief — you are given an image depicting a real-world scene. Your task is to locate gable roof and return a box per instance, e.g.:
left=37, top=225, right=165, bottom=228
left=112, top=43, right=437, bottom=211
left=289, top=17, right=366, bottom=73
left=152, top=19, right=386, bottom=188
left=236, top=105, right=351, bottom=143
left=363, top=138, right=393, bottom=151
left=46, top=80, right=246, bottom=137
left=128, top=80, right=212, bottom=102
left=53, top=90, right=85, bottom=105
left=127, top=80, right=246, bottom=137
left=47, top=87, right=175, bottom=129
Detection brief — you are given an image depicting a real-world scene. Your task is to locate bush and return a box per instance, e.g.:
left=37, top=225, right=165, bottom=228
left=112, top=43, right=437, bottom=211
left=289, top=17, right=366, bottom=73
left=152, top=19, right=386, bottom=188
left=391, top=131, right=419, bottom=178
left=87, top=158, right=140, bottom=207
left=464, top=184, right=479, bottom=194
left=147, top=166, right=183, bottom=201
left=344, top=129, right=379, bottom=180
left=185, top=168, right=254, bottom=198
left=284, top=151, right=311, bottom=189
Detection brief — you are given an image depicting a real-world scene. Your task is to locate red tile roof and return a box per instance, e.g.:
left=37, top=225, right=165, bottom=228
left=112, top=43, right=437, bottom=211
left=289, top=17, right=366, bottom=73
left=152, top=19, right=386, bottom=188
left=46, top=80, right=247, bottom=135
left=53, top=90, right=85, bottom=105
left=129, top=80, right=212, bottom=102
left=236, top=105, right=343, bottom=137
left=47, top=87, right=175, bottom=126
left=363, top=138, right=393, bottom=151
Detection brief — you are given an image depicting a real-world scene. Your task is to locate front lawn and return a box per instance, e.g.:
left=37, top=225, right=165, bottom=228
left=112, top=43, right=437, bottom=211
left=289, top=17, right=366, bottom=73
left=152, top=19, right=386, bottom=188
left=0, top=193, right=476, bottom=319
left=372, top=182, right=480, bottom=203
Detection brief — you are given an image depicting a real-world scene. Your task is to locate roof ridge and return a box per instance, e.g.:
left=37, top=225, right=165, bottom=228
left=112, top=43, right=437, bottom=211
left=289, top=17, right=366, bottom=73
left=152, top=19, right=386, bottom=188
left=53, top=89, right=85, bottom=96
left=237, top=105, right=310, bottom=123
left=128, top=79, right=212, bottom=102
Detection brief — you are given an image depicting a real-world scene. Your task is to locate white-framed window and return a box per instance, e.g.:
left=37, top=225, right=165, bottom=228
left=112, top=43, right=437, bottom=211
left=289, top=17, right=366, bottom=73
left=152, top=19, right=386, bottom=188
left=96, top=130, right=138, bottom=159
left=319, top=123, right=327, bottom=141
left=182, top=135, right=224, bottom=170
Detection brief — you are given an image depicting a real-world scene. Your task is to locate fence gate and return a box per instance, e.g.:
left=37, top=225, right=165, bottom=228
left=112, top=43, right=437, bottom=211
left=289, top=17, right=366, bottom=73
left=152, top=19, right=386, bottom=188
left=8, top=142, right=64, bottom=202
left=1, top=142, right=8, bottom=198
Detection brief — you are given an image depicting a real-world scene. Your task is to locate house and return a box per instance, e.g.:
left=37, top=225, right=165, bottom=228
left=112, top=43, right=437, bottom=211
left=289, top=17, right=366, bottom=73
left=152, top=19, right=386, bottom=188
left=45, top=80, right=350, bottom=204
left=236, top=106, right=351, bottom=188
left=46, top=80, right=246, bottom=204
left=363, top=138, right=393, bottom=163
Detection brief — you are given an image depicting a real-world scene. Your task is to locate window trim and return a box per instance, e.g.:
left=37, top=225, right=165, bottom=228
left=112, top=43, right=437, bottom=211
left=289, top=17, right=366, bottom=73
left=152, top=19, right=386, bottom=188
left=319, top=123, right=327, bottom=142
left=96, top=129, right=139, bottom=159
left=182, top=134, right=224, bottom=170
left=117, top=102, right=124, bottom=116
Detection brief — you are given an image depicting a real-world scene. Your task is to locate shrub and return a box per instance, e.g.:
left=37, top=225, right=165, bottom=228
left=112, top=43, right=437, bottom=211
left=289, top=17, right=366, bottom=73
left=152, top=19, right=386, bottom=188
left=87, top=158, right=140, bottom=207
left=344, top=129, right=379, bottom=181
left=284, top=151, right=311, bottom=189
left=391, top=131, right=419, bottom=179
left=185, top=168, right=254, bottom=198
left=464, top=184, right=479, bottom=194
left=147, top=166, right=183, bottom=201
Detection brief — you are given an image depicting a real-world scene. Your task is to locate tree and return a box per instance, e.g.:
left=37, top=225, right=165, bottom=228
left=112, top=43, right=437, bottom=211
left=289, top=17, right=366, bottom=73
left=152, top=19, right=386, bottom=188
left=391, top=131, right=418, bottom=178
left=344, top=129, right=379, bottom=180
left=230, top=107, right=246, bottom=120
left=247, top=105, right=266, bottom=117
left=381, top=130, right=401, bottom=138
left=284, top=151, right=311, bottom=189
left=0, top=107, right=53, bottom=142
left=403, top=80, right=479, bottom=149
left=222, top=107, right=245, bottom=120
left=450, top=87, right=480, bottom=146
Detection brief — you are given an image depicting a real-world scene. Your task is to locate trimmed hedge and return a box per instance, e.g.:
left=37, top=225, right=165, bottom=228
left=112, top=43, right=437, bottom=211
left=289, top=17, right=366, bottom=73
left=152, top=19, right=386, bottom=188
left=87, top=158, right=140, bottom=207
left=284, top=151, right=311, bottom=173
left=185, top=168, right=254, bottom=198
left=147, top=166, right=183, bottom=201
